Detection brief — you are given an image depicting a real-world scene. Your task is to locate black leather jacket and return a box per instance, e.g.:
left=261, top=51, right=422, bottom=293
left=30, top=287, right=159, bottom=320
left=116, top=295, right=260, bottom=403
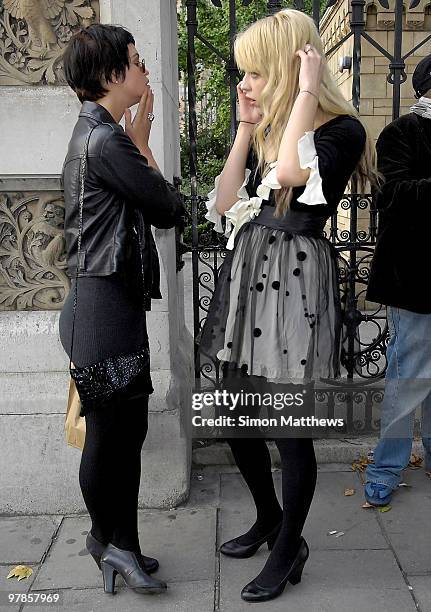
left=62, top=101, right=185, bottom=310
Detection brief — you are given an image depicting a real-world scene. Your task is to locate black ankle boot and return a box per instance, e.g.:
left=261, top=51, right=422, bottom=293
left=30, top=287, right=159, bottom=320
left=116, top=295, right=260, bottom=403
left=219, top=521, right=282, bottom=559
left=100, top=543, right=167, bottom=595
left=86, top=533, right=159, bottom=574
left=241, top=537, right=309, bottom=602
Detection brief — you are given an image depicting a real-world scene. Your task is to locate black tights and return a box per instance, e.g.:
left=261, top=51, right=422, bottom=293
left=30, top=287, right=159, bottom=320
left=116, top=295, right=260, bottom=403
left=222, top=365, right=317, bottom=586
left=227, top=436, right=317, bottom=586
left=79, top=388, right=149, bottom=552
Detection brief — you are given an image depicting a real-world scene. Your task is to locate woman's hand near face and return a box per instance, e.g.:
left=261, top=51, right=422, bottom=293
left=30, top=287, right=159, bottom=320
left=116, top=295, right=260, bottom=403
left=295, top=45, right=324, bottom=96
left=125, top=84, right=154, bottom=157
left=237, top=82, right=262, bottom=124
left=276, top=44, right=324, bottom=188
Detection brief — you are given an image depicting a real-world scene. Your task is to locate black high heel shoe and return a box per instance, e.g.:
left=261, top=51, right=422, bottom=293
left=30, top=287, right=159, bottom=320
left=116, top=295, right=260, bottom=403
left=219, top=521, right=282, bottom=559
left=240, top=537, right=309, bottom=603
left=86, top=533, right=159, bottom=574
left=100, top=543, right=167, bottom=595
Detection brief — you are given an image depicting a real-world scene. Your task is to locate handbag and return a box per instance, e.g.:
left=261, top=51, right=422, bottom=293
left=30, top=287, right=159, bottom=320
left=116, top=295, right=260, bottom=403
left=65, top=376, right=86, bottom=450
left=66, top=125, right=151, bottom=421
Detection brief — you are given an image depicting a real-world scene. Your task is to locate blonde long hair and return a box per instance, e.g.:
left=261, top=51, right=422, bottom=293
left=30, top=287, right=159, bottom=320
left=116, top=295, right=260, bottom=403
left=234, top=9, right=379, bottom=216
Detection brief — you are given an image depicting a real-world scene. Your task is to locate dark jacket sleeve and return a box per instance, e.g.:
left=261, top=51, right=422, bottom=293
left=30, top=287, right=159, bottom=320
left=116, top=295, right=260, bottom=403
left=376, top=121, right=431, bottom=215
left=96, top=124, right=185, bottom=229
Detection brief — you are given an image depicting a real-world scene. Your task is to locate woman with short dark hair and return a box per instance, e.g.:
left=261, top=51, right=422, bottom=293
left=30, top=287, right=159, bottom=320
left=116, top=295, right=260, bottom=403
left=59, top=23, right=184, bottom=597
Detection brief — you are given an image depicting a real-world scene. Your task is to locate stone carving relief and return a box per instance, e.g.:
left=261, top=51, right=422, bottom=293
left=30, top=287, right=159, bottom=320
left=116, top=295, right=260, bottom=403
left=0, top=191, right=69, bottom=310
left=0, top=0, right=99, bottom=85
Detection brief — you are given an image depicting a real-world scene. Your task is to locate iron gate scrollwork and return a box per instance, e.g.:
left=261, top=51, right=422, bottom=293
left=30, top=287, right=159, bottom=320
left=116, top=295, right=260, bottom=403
left=181, top=0, right=426, bottom=434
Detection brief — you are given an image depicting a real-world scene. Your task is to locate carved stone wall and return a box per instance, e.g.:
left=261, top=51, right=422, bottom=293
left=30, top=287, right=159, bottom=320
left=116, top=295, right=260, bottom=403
left=0, top=0, right=99, bottom=85
left=0, top=180, right=69, bottom=311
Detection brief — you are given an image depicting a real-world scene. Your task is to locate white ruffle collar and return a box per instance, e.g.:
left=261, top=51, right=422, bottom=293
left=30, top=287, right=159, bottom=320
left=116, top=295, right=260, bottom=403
left=205, top=130, right=327, bottom=250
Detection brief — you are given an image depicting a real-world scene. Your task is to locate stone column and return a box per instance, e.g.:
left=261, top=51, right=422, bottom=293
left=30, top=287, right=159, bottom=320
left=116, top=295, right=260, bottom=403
left=105, top=0, right=193, bottom=507
left=0, top=0, right=192, bottom=513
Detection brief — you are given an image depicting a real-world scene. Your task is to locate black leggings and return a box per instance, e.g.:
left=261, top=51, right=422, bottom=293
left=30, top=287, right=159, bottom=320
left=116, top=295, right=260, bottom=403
left=227, top=437, right=317, bottom=583
left=223, top=365, right=317, bottom=585
left=79, top=386, right=149, bottom=552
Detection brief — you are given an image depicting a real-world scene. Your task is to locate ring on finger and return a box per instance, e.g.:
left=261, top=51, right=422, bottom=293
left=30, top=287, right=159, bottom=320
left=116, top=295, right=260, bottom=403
left=147, top=112, right=155, bottom=122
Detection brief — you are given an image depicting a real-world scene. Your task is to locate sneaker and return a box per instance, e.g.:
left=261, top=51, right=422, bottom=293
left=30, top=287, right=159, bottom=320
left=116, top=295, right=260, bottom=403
left=364, top=482, right=393, bottom=507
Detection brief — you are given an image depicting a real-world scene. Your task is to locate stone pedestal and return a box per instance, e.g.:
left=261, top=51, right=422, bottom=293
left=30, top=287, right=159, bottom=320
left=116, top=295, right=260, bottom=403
left=0, top=0, right=192, bottom=513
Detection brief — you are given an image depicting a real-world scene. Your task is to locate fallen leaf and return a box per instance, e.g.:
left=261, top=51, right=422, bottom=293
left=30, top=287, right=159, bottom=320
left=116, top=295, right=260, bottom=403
left=351, top=455, right=374, bottom=472
left=344, top=488, right=355, bottom=496
left=327, top=530, right=338, bottom=535
left=7, top=565, right=33, bottom=581
left=408, top=453, right=423, bottom=468
left=378, top=505, right=392, bottom=513
left=334, top=531, right=345, bottom=538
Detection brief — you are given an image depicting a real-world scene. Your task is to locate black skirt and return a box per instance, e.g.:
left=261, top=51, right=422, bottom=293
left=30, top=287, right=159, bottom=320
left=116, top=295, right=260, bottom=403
left=59, top=273, right=153, bottom=405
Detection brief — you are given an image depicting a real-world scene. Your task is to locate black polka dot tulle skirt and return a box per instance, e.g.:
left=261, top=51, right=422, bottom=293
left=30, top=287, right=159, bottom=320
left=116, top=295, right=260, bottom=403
left=198, top=208, right=343, bottom=384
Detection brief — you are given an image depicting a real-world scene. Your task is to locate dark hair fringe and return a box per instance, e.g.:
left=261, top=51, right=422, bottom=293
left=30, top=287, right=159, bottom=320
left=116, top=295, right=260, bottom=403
left=63, top=24, right=135, bottom=103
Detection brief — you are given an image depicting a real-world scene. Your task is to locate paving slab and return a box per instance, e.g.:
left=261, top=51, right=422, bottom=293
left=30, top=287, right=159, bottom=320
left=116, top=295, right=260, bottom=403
left=1, top=464, right=430, bottom=611
left=219, top=473, right=257, bottom=544
left=219, top=549, right=417, bottom=612
left=377, top=468, right=431, bottom=574
left=30, top=517, right=100, bottom=591
left=408, top=576, right=431, bottom=612
left=33, top=507, right=217, bottom=590
left=136, top=507, right=216, bottom=583
left=0, top=599, right=20, bottom=612
left=179, top=469, right=220, bottom=508
left=0, top=516, right=61, bottom=565
left=0, top=564, right=36, bottom=612
left=0, top=564, right=37, bottom=594
left=21, top=580, right=214, bottom=612
left=219, top=471, right=387, bottom=551
left=304, top=471, right=387, bottom=550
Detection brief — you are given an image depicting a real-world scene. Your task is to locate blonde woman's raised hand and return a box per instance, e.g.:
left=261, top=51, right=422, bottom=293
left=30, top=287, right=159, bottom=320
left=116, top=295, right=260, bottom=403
left=295, top=44, right=324, bottom=98
left=237, top=81, right=262, bottom=125
left=125, top=84, right=154, bottom=156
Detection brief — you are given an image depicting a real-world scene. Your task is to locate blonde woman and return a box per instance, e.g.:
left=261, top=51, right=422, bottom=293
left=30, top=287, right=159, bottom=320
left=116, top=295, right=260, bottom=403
left=199, top=9, right=377, bottom=603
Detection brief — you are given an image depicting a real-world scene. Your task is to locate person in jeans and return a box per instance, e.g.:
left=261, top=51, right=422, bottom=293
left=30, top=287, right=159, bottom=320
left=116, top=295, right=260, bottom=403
left=365, top=55, right=431, bottom=506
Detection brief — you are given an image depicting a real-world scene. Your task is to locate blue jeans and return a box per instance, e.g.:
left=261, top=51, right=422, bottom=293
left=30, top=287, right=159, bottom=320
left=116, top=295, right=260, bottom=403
left=365, top=306, right=431, bottom=490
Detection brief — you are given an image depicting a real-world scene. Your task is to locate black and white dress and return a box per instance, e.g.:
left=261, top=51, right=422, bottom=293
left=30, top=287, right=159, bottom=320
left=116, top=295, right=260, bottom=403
left=198, top=115, right=366, bottom=384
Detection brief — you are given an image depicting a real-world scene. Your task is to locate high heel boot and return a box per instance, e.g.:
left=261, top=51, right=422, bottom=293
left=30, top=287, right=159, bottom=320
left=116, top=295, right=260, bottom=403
left=100, top=543, right=167, bottom=595
left=86, top=532, right=159, bottom=573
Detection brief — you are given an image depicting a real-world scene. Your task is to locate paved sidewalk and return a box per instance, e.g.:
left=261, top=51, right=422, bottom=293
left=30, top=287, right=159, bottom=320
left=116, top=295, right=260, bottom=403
left=1, top=462, right=430, bottom=612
